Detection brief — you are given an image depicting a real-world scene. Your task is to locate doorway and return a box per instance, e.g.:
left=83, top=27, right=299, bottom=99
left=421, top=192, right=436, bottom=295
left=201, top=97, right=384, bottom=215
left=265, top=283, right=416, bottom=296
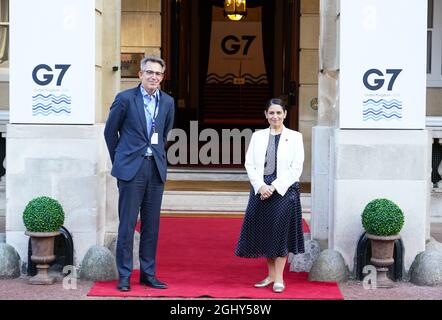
left=162, top=0, right=300, bottom=166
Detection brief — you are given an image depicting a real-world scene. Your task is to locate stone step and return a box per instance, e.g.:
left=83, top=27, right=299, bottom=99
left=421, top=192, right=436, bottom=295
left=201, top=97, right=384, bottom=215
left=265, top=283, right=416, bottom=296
left=163, top=168, right=311, bottom=216
left=166, top=168, right=311, bottom=191
left=162, top=190, right=311, bottom=214
left=167, top=167, right=249, bottom=182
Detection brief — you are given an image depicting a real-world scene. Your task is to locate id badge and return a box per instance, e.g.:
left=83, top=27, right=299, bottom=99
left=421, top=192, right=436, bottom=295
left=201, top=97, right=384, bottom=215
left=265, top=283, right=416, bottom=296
left=151, top=132, right=159, bottom=145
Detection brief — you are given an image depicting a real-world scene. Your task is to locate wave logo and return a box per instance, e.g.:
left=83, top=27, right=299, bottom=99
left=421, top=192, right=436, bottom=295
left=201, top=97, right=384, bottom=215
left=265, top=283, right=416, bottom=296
left=362, top=99, right=402, bottom=121
left=32, top=94, right=72, bottom=116
left=206, top=73, right=268, bottom=84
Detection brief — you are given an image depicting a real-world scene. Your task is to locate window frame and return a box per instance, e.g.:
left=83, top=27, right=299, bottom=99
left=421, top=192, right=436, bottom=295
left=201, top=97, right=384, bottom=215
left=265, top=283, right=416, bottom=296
left=0, top=0, right=9, bottom=75
left=428, top=0, right=442, bottom=87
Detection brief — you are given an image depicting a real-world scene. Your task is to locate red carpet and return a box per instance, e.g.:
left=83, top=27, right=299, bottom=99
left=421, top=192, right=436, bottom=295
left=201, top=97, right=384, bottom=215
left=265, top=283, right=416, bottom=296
left=88, top=217, right=342, bottom=299
left=134, top=217, right=310, bottom=233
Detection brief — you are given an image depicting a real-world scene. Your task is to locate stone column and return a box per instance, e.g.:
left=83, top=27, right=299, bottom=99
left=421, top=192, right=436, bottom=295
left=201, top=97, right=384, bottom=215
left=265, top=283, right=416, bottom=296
left=6, top=124, right=108, bottom=265
left=311, top=0, right=339, bottom=247
left=313, top=0, right=429, bottom=274
left=5, top=1, right=121, bottom=267
left=427, top=122, right=442, bottom=239
left=331, top=129, right=431, bottom=271
left=0, top=111, right=8, bottom=221
left=101, top=0, right=121, bottom=246
left=329, top=0, right=429, bottom=273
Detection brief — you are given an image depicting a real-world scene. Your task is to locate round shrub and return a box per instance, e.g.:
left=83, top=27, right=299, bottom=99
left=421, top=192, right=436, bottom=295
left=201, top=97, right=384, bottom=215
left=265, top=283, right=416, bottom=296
left=23, top=196, right=65, bottom=232
left=361, top=198, right=404, bottom=236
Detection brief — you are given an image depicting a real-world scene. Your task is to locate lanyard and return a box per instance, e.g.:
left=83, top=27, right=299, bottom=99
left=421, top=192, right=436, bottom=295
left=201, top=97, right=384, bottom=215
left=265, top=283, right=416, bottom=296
left=145, top=94, right=159, bottom=132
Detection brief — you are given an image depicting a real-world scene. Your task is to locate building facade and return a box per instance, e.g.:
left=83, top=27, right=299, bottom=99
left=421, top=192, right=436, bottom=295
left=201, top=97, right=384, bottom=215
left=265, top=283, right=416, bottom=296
left=0, top=0, right=439, bottom=275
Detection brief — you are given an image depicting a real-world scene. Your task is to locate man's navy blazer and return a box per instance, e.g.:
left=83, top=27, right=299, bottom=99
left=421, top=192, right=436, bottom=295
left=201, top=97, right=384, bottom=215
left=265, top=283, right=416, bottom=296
left=104, top=85, right=175, bottom=183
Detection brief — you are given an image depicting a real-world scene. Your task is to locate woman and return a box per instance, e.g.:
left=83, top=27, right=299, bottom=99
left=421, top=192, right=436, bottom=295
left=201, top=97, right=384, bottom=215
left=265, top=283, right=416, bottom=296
left=235, top=98, right=305, bottom=293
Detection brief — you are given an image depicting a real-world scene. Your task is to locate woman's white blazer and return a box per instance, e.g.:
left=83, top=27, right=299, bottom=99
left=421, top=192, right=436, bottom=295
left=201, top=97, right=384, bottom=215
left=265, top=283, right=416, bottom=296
left=245, top=126, right=304, bottom=196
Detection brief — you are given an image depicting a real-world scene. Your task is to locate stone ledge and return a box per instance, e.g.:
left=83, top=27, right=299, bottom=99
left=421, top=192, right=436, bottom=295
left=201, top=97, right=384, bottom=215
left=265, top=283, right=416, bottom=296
left=162, top=190, right=312, bottom=213
left=167, top=168, right=248, bottom=181
left=6, top=124, right=105, bottom=140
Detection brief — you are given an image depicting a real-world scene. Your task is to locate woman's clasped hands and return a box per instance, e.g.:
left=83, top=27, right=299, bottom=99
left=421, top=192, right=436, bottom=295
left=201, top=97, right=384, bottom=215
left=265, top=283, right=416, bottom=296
left=259, top=184, right=275, bottom=200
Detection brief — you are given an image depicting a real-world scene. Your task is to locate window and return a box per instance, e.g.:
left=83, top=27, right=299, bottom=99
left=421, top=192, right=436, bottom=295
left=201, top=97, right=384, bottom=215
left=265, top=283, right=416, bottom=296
left=0, top=0, right=8, bottom=66
left=428, top=0, right=442, bottom=87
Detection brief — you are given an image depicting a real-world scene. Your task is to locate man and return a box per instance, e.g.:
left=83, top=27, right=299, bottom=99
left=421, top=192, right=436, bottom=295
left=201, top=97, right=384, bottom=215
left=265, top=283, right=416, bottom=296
left=104, top=55, right=175, bottom=291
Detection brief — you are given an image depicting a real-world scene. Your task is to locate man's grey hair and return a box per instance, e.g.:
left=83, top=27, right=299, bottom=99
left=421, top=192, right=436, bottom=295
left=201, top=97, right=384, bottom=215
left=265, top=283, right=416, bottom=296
left=140, top=55, right=166, bottom=72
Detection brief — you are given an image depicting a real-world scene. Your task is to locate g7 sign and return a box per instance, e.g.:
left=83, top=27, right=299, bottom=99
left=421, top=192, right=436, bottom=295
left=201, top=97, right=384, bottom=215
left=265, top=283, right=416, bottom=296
left=362, top=68, right=402, bottom=91
left=32, top=64, right=71, bottom=86
left=221, top=35, right=256, bottom=55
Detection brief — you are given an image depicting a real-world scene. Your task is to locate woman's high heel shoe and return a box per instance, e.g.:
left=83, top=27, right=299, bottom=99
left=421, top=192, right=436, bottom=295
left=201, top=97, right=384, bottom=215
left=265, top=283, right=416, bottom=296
left=254, top=277, right=274, bottom=288
left=272, top=282, right=285, bottom=293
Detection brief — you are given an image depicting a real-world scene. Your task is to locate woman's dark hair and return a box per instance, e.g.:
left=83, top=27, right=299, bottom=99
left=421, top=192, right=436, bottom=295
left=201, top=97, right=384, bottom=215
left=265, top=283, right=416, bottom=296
left=265, top=98, right=287, bottom=111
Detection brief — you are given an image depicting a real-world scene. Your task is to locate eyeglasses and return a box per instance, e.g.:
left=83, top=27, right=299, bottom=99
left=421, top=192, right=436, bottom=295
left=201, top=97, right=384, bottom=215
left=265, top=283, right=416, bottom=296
left=142, top=70, right=164, bottom=77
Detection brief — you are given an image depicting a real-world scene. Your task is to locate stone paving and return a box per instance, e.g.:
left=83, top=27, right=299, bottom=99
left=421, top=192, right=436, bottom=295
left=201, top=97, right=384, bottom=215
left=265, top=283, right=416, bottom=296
left=0, top=274, right=441, bottom=300
left=1, top=222, right=441, bottom=300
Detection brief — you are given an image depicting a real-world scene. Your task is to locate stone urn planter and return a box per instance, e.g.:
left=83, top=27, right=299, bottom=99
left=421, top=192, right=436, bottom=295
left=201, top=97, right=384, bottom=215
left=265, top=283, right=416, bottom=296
left=361, top=198, right=405, bottom=288
left=366, top=233, right=401, bottom=288
left=25, top=231, right=60, bottom=284
left=23, top=196, right=65, bottom=285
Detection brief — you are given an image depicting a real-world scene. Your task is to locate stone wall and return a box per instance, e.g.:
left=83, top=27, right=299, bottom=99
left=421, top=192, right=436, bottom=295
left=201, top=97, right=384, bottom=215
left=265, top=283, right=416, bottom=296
left=6, top=124, right=108, bottom=266
left=120, top=0, right=162, bottom=92
left=331, top=129, right=430, bottom=271
left=310, top=0, right=339, bottom=244
left=312, top=0, right=430, bottom=273
left=299, top=0, right=320, bottom=183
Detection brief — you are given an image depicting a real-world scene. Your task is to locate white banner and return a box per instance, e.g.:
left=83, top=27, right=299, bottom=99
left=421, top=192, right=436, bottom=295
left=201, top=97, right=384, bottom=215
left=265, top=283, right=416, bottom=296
left=339, top=0, right=427, bottom=129
left=10, top=0, right=95, bottom=124
left=207, top=7, right=267, bottom=85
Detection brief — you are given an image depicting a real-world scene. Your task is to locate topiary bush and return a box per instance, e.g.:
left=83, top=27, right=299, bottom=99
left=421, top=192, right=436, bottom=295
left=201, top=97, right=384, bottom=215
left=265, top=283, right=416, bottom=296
left=361, top=198, right=404, bottom=236
left=23, top=196, right=65, bottom=232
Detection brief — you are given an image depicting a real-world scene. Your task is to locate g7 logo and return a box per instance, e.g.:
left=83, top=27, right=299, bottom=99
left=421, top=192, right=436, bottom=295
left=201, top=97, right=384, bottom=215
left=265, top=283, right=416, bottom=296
left=221, top=35, right=256, bottom=55
left=32, top=64, right=71, bottom=86
left=363, top=68, right=402, bottom=91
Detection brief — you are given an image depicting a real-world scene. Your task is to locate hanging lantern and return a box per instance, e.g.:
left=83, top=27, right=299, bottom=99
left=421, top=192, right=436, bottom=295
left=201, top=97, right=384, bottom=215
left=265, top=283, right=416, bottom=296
left=224, top=0, right=247, bottom=21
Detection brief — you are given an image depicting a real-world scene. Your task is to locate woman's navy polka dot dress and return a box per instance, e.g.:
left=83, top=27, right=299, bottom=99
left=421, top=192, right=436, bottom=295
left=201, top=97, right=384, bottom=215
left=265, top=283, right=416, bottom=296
left=235, top=134, right=305, bottom=258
